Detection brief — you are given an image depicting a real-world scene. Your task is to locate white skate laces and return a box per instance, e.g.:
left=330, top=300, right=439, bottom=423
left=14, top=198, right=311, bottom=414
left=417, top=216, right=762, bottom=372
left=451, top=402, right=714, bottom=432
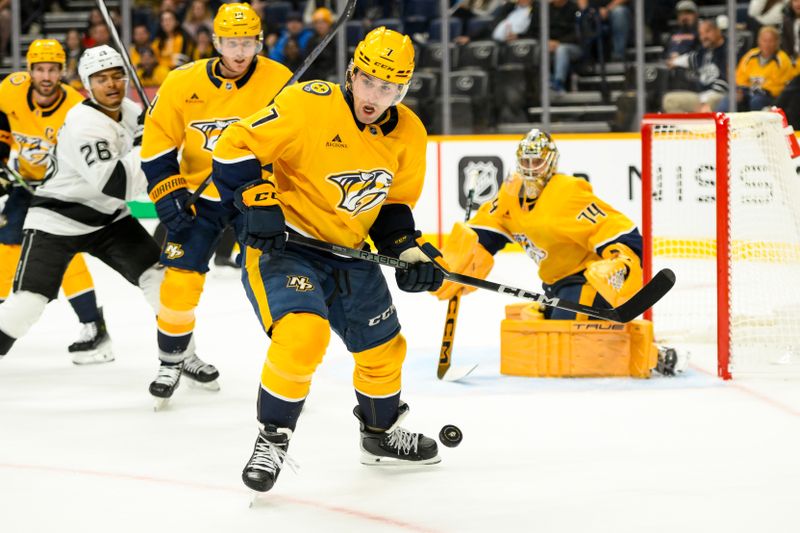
left=75, top=322, right=99, bottom=343
left=183, top=354, right=213, bottom=375
left=385, top=427, right=420, bottom=456
left=251, top=430, right=299, bottom=475
left=153, top=363, right=181, bottom=385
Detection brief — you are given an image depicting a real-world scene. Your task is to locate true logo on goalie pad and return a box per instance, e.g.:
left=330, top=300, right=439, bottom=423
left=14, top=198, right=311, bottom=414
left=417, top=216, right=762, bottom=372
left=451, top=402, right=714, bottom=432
left=189, top=117, right=240, bottom=152
left=286, top=275, right=314, bottom=292
left=327, top=169, right=393, bottom=217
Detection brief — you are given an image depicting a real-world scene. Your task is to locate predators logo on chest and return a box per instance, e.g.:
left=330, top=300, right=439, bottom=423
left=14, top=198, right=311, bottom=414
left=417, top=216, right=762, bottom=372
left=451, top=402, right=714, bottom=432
left=189, top=117, right=240, bottom=152
left=327, top=169, right=393, bottom=217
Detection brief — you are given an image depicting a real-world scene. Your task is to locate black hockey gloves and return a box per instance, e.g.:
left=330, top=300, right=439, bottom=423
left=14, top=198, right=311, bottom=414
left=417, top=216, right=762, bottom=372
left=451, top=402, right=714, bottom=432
left=394, top=236, right=446, bottom=293
left=234, top=180, right=286, bottom=252
left=148, top=175, right=196, bottom=233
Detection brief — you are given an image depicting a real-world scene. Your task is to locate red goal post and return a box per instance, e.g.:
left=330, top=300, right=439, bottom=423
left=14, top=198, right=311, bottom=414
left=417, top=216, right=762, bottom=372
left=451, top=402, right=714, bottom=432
left=641, top=111, right=800, bottom=380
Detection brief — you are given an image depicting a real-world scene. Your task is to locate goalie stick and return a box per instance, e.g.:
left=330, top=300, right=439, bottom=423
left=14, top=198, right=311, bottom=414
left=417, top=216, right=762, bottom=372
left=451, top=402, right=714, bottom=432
left=184, top=0, right=358, bottom=209
left=438, top=172, right=480, bottom=381
left=284, top=233, right=676, bottom=323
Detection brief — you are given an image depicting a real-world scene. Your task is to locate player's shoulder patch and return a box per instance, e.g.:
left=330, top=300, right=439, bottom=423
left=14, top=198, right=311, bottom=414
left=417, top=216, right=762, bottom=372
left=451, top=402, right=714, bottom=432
left=301, top=81, right=332, bottom=96
left=7, top=72, right=29, bottom=87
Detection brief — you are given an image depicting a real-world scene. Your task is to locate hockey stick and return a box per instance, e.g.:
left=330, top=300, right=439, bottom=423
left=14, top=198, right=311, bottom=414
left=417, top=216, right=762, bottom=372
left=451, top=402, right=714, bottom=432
left=95, top=0, right=151, bottom=107
left=284, top=233, right=676, bottom=323
left=438, top=171, right=480, bottom=381
left=184, top=0, right=359, bottom=209
left=1, top=162, right=35, bottom=193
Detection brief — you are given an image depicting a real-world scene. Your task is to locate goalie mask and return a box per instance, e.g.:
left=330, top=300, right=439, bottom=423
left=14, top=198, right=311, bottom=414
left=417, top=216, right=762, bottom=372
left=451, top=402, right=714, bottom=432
left=514, top=129, right=559, bottom=199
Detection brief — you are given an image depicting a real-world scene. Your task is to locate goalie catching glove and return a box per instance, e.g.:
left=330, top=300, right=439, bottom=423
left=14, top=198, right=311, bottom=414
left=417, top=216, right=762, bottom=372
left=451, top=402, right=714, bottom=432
left=584, top=243, right=642, bottom=307
left=433, top=222, right=494, bottom=300
left=234, top=180, right=286, bottom=252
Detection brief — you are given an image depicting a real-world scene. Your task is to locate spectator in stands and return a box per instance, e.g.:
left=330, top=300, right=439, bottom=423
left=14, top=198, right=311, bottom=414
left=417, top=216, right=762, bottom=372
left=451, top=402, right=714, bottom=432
left=782, top=0, right=800, bottom=65
left=664, top=0, right=700, bottom=58
left=726, top=25, right=795, bottom=110
left=0, top=0, right=9, bottom=62
left=529, top=0, right=582, bottom=95
left=577, top=0, right=631, bottom=62
left=153, top=8, right=195, bottom=68
left=282, top=37, right=304, bottom=71
left=747, top=0, right=788, bottom=36
left=663, top=18, right=729, bottom=112
left=269, top=11, right=313, bottom=64
left=492, top=0, right=534, bottom=42
left=64, top=29, right=84, bottom=90
left=300, top=7, right=337, bottom=82
left=183, top=0, right=214, bottom=40
left=138, top=47, right=171, bottom=87
left=451, top=0, right=506, bottom=31
left=88, top=24, right=113, bottom=48
left=193, top=27, right=216, bottom=61
left=130, top=23, right=155, bottom=68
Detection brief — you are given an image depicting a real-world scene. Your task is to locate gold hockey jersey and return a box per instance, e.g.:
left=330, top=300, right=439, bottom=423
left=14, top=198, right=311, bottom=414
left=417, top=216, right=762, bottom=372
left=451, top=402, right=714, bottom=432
left=0, top=72, right=84, bottom=181
left=469, top=173, right=639, bottom=284
left=141, top=56, right=292, bottom=200
left=213, top=81, right=428, bottom=249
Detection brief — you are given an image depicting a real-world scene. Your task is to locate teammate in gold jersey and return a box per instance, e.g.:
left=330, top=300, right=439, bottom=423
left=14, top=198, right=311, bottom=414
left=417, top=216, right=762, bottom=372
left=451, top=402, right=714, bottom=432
left=213, top=27, right=445, bottom=493
left=141, top=3, right=292, bottom=404
left=0, top=39, right=109, bottom=364
left=434, top=129, right=644, bottom=318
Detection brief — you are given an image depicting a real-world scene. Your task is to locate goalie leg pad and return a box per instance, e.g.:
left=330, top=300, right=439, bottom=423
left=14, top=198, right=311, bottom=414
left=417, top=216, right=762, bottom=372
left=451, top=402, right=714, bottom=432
left=500, top=314, right=657, bottom=378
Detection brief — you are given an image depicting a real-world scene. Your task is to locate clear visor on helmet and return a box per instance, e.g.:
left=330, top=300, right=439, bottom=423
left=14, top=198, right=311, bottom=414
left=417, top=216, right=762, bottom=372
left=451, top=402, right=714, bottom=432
left=517, top=155, right=549, bottom=179
left=350, top=66, right=410, bottom=107
left=214, top=36, right=263, bottom=58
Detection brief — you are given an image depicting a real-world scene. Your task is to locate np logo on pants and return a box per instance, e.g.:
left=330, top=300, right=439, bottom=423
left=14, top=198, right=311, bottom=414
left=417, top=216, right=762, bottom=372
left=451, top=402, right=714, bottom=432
left=164, top=242, right=185, bottom=259
left=286, top=275, right=314, bottom=292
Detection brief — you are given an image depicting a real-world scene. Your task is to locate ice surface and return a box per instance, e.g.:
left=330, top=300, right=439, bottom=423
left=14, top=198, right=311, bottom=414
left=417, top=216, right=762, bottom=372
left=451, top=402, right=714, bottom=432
left=1, top=253, right=799, bottom=533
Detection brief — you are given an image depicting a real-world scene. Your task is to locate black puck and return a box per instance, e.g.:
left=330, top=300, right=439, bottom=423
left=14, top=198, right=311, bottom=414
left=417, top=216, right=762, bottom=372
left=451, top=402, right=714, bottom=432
left=438, top=424, right=463, bottom=448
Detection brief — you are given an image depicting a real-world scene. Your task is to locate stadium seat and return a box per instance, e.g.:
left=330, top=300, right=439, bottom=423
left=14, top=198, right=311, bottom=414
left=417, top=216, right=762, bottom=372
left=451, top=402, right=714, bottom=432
left=466, top=16, right=493, bottom=39
left=407, top=71, right=438, bottom=102
left=450, top=69, right=492, bottom=128
left=405, top=0, right=440, bottom=18
left=501, top=39, right=539, bottom=69
left=430, top=95, right=474, bottom=134
left=346, top=21, right=365, bottom=47
left=419, top=42, right=458, bottom=70
left=428, top=18, right=463, bottom=41
left=372, top=18, right=403, bottom=33
left=403, top=15, right=429, bottom=36
left=494, top=64, right=535, bottom=124
left=457, top=40, right=499, bottom=70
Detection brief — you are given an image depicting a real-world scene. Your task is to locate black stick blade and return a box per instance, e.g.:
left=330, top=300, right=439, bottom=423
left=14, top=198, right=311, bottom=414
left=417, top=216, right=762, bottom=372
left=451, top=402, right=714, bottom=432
left=612, top=269, right=676, bottom=323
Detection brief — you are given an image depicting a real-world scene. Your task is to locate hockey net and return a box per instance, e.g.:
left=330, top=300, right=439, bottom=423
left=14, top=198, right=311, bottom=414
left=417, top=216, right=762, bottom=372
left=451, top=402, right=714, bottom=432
left=641, top=111, right=800, bottom=379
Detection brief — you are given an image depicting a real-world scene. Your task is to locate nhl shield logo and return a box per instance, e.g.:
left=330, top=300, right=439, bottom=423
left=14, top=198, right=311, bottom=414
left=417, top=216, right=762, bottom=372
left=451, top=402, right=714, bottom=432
left=327, top=169, right=393, bottom=217
left=189, top=117, right=240, bottom=152
left=462, top=160, right=500, bottom=205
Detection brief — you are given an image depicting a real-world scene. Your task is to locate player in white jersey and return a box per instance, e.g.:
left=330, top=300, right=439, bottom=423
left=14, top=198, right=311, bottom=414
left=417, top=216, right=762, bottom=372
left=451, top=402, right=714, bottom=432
left=0, top=46, right=164, bottom=358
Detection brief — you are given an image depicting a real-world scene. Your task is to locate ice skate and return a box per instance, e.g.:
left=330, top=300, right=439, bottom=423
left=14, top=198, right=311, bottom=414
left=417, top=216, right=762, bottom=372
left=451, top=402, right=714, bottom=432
left=182, top=353, right=220, bottom=391
left=655, top=345, right=690, bottom=376
left=242, top=424, right=297, bottom=501
left=149, top=361, right=182, bottom=411
left=354, top=403, right=441, bottom=466
left=69, top=309, right=113, bottom=365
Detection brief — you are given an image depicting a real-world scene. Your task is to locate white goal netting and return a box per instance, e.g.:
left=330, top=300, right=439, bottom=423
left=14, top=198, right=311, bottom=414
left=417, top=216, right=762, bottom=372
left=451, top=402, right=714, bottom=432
left=643, top=112, right=800, bottom=377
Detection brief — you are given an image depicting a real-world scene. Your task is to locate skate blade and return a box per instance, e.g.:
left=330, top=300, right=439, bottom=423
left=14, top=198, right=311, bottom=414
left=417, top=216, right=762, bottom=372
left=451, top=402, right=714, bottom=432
left=152, top=397, right=171, bottom=411
left=441, top=364, right=478, bottom=382
left=185, top=378, right=220, bottom=392
left=71, top=345, right=115, bottom=366
left=249, top=491, right=274, bottom=508
left=359, top=452, right=442, bottom=467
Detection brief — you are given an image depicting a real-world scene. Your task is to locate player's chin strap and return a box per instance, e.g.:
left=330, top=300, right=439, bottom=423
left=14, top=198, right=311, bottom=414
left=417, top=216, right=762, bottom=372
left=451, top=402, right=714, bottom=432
left=282, top=233, right=676, bottom=323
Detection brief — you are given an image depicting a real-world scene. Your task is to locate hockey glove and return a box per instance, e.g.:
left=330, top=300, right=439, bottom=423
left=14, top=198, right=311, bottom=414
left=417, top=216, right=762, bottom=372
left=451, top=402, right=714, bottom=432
left=376, top=231, right=446, bottom=293
left=234, top=180, right=286, bottom=252
left=585, top=243, right=643, bottom=307
left=148, top=175, right=196, bottom=233
left=433, top=222, right=495, bottom=300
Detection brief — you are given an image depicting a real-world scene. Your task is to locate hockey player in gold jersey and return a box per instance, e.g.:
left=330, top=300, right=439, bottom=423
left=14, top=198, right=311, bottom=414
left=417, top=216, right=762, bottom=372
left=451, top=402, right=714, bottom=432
left=141, top=3, right=292, bottom=403
left=0, top=39, right=110, bottom=364
left=213, top=27, right=445, bottom=492
left=434, top=129, right=685, bottom=376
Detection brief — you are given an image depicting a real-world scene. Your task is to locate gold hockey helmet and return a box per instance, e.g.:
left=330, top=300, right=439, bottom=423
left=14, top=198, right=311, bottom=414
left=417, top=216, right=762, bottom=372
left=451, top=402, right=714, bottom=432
left=26, top=39, right=66, bottom=69
left=353, top=27, right=415, bottom=85
left=514, top=128, right=559, bottom=198
left=213, top=2, right=263, bottom=57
